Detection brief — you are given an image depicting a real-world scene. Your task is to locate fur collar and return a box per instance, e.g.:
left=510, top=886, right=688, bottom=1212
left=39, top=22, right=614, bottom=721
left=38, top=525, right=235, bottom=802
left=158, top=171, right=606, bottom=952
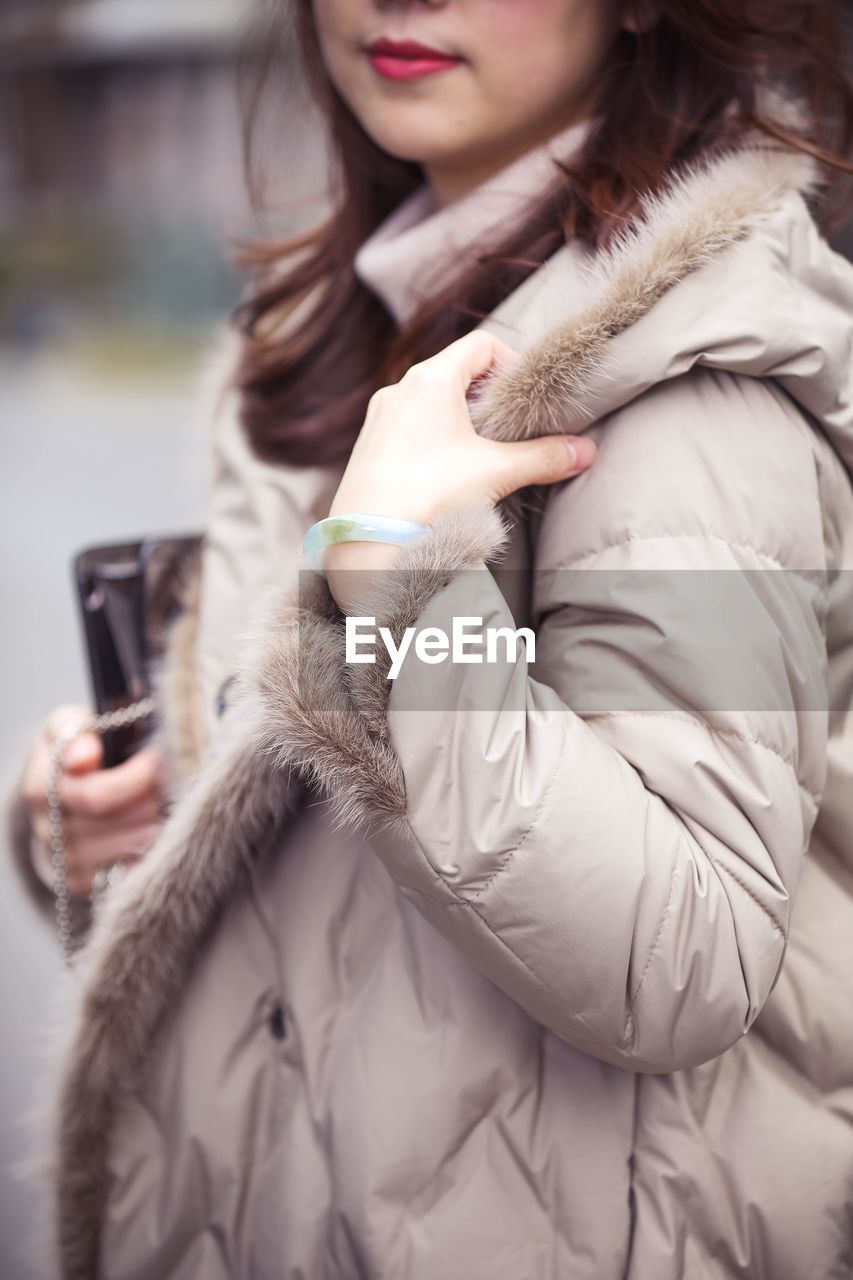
left=43, top=95, right=823, bottom=1279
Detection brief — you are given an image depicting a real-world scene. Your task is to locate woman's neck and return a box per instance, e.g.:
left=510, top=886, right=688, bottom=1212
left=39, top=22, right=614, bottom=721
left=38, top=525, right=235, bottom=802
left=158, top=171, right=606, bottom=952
left=424, top=109, right=597, bottom=209
left=353, top=112, right=597, bottom=327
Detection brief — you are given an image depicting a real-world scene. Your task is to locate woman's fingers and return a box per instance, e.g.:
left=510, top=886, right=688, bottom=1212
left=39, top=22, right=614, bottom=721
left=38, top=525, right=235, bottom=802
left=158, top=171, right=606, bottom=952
left=329, top=330, right=596, bottom=546
left=66, top=791, right=165, bottom=836
left=21, top=705, right=167, bottom=898
left=488, top=432, right=598, bottom=498
left=411, top=329, right=520, bottom=393
left=83, top=821, right=162, bottom=865
left=57, top=744, right=165, bottom=817
left=32, top=792, right=164, bottom=846
left=61, top=731, right=103, bottom=773
left=63, top=824, right=162, bottom=897
left=23, top=704, right=103, bottom=811
left=43, top=704, right=102, bottom=769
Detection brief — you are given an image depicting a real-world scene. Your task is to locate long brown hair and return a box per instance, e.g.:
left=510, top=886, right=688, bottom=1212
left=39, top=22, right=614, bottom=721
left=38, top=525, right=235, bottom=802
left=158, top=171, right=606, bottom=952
left=234, top=0, right=853, bottom=468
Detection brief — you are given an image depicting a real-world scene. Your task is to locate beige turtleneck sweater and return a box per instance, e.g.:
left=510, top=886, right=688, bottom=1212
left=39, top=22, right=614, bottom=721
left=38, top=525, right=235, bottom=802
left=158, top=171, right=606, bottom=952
left=353, top=115, right=596, bottom=326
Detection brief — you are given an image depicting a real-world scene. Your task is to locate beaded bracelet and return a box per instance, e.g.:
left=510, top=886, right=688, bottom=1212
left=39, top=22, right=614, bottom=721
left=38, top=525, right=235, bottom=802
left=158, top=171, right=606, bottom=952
left=302, top=513, right=429, bottom=573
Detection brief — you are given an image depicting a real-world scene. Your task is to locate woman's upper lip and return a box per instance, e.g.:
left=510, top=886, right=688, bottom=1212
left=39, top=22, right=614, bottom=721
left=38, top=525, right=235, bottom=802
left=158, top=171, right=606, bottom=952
left=365, top=37, right=462, bottom=61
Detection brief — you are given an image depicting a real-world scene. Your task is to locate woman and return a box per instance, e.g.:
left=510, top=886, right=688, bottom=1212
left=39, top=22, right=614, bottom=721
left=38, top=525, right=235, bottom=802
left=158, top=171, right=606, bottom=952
left=10, top=1, right=853, bottom=1277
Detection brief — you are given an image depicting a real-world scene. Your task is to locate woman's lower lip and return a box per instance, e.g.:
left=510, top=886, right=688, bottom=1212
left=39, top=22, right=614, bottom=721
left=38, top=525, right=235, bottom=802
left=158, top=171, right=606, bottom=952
left=367, top=53, right=462, bottom=81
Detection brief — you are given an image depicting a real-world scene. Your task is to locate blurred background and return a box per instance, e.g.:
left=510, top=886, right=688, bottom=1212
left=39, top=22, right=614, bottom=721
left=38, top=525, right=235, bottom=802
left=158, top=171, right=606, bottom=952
left=0, top=2, right=329, bottom=1274
left=0, top=0, right=327, bottom=354
left=1, top=2, right=853, bottom=1276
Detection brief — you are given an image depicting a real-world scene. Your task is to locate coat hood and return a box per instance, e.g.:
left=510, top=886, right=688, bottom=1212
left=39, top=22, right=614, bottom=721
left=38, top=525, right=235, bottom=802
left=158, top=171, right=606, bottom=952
left=470, top=107, right=853, bottom=480
left=41, top=86, right=853, bottom=1280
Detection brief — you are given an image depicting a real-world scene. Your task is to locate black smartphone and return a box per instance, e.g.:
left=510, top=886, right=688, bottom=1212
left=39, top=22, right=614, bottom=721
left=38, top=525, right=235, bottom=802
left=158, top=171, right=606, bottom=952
left=72, top=534, right=202, bottom=768
left=73, top=540, right=149, bottom=768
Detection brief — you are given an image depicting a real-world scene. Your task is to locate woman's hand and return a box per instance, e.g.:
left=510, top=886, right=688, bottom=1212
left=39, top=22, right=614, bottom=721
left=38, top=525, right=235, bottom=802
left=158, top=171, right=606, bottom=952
left=325, top=330, right=596, bottom=608
left=21, top=703, right=167, bottom=899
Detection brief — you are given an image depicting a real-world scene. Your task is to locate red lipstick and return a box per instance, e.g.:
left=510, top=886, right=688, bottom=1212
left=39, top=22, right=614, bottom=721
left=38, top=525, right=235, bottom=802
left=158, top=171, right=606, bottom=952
left=366, top=37, right=463, bottom=82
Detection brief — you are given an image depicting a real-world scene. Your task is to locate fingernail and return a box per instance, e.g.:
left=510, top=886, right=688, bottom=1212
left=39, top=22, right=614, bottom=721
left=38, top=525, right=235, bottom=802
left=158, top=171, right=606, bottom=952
left=64, top=736, right=97, bottom=767
left=565, top=436, right=596, bottom=468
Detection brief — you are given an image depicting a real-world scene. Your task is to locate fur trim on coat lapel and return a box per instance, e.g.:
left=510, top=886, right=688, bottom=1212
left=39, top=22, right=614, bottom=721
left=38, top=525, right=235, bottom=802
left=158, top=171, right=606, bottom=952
left=45, top=695, right=304, bottom=1279
left=469, top=133, right=825, bottom=441
left=47, top=94, right=824, bottom=1278
left=145, top=539, right=208, bottom=798
left=242, top=503, right=511, bottom=838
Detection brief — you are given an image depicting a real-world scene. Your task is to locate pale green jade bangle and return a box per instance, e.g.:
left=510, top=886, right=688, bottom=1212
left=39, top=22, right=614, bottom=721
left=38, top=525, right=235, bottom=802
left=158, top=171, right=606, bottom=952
left=302, top=513, right=429, bottom=573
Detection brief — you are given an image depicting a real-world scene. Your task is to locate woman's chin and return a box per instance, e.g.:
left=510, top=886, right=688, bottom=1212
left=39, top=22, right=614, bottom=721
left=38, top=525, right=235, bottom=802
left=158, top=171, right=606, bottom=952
left=360, top=112, right=477, bottom=169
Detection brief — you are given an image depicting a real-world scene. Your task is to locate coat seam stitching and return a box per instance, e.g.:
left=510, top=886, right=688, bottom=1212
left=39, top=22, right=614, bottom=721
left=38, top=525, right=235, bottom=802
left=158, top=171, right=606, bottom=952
left=544, top=530, right=820, bottom=577
left=462, top=737, right=570, bottom=903
left=396, top=811, right=615, bottom=1049
left=581, top=711, right=820, bottom=805
left=404, top=732, right=569, bottom=906
left=708, top=857, right=787, bottom=937
left=397, top=863, right=621, bottom=1054
left=626, top=830, right=685, bottom=1018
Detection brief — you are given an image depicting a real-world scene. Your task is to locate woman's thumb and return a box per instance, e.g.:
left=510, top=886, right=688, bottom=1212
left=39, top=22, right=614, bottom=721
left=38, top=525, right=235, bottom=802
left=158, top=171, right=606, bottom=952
left=45, top=705, right=103, bottom=772
left=493, top=432, right=597, bottom=496
left=62, top=732, right=103, bottom=772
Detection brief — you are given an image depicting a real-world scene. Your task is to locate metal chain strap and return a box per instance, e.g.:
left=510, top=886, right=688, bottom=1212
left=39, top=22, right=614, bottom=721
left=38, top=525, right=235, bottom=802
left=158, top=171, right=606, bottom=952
left=47, top=698, right=155, bottom=967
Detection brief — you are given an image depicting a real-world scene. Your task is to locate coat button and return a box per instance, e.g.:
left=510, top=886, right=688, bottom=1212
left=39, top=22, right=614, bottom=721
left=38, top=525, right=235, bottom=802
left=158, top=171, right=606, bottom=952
left=215, top=673, right=237, bottom=718
left=267, top=1001, right=287, bottom=1041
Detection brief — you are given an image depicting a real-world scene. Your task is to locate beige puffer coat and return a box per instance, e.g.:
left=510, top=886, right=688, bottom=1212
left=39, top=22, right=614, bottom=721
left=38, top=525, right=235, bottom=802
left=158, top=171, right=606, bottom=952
left=21, top=100, right=853, bottom=1280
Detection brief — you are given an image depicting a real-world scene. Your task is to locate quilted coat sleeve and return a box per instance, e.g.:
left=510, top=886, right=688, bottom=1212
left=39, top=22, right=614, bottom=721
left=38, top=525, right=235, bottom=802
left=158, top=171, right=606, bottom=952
left=331, top=367, right=830, bottom=1074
